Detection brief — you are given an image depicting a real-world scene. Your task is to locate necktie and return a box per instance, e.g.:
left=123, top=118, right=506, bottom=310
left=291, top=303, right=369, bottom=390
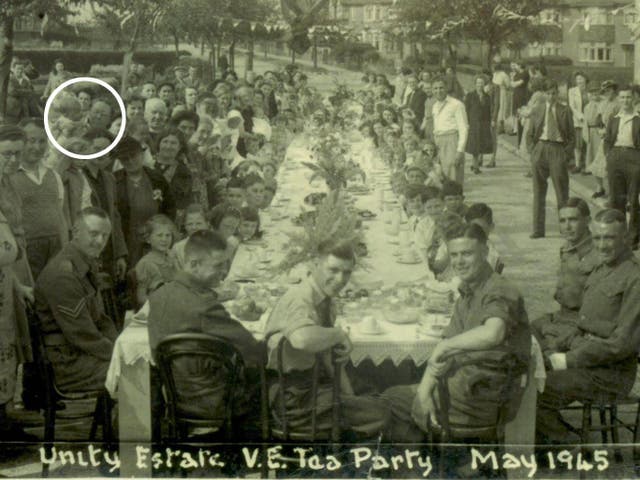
left=547, top=105, right=560, bottom=142
left=318, top=298, right=333, bottom=328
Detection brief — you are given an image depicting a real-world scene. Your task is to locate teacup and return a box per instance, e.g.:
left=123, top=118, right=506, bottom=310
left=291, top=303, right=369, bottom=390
left=361, top=315, right=381, bottom=334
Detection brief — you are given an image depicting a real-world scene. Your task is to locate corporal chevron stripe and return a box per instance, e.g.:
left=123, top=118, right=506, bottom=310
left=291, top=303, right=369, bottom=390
left=57, top=298, right=87, bottom=318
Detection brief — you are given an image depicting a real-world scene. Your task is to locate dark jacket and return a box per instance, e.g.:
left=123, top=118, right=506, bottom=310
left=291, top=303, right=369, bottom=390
left=35, top=243, right=118, bottom=392
left=84, top=168, right=128, bottom=262
left=407, top=89, right=428, bottom=128
left=526, top=101, right=575, bottom=157
left=148, top=272, right=264, bottom=419
left=153, top=160, right=194, bottom=211
left=114, top=166, right=176, bottom=229
left=603, top=113, right=640, bottom=156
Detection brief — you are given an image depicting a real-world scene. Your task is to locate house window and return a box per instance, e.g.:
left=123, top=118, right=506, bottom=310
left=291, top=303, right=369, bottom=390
left=529, top=42, right=561, bottom=56
left=540, top=9, right=560, bottom=24
left=624, top=12, right=637, bottom=26
left=579, top=42, right=612, bottom=63
left=365, top=6, right=373, bottom=21
left=584, top=8, right=613, bottom=25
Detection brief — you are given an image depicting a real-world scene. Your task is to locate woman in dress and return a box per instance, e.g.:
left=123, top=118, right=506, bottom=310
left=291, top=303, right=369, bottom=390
left=465, top=76, right=494, bottom=174
left=153, top=128, right=194, bottom=217
left=114, top=136, right=175, bottom=266
left=0, top=125, right=34, bottom=440
left=492, top=63, right=511, bottom=134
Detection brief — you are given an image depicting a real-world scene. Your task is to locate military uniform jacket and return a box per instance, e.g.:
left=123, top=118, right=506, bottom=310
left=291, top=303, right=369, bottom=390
left=35, top=243, right=118, bottom=375
left=566, top=248, right=640, bottom=369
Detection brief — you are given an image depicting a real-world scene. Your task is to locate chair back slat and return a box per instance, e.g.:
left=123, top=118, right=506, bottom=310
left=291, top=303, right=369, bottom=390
left=155, top=333, right=246, bottom=439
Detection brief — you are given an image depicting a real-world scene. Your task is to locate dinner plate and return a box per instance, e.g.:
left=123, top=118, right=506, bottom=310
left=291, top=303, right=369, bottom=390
left=358, top=327, right=386, bottom=336
left=396, top=258, right=421, bottom=265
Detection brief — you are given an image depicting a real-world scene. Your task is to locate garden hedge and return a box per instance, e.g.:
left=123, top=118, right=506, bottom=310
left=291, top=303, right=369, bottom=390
left=14, top=49, right=192, bottom=75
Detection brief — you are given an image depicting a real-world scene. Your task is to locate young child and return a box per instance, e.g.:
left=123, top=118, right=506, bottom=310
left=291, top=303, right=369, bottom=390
left=170, top=204, right=210, bottom=270
left=224, top=176, right=246, bottom=210
left=238, top=207, right=261, bottom=242
left=243, top=173, right=266, bottom=210
left=134, top=214, right=178, bottom=307
left=260, top=160, right=278, bottom=193
left=262, top=183, right=276, bottom=209
left=441, top=179, right=468, bottom=217
left=210, top=206, right=242, bottom=261
left=405, top=186, right=444, bottom=270
left=405, top=165, right=428, bottom=186
left=583, top=86, right=602, bottom=176
left=465, top=202, right=504, bottom=274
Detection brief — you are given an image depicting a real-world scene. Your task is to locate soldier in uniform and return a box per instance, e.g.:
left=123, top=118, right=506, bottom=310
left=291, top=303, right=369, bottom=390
left=35, top=207, right=118, bottom=392
left=383, top=223, right=531, bottom=442
left=532, top=197, right=600, bottom=356
left=536, top=209, right=640, bottom=444
left=265, top=243, right=391, bottom=440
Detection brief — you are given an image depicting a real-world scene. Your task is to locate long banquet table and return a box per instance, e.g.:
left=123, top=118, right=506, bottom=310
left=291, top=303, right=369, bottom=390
left=105, top=132, right=542, bottom=477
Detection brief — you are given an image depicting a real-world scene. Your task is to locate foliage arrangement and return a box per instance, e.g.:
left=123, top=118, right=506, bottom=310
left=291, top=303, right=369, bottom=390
left=303, top=125, right=365, bottom=191
left=275, top=191, right=365, bottom=273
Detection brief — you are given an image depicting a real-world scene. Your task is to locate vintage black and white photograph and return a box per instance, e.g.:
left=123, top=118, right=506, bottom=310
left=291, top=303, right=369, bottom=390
left=0, top=0, right=639, bottom=478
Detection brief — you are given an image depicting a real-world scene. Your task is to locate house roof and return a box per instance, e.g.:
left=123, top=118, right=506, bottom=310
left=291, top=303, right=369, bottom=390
left=340, top=0, right=393, bottom=6
left=546, top=0, right=630, bottom=8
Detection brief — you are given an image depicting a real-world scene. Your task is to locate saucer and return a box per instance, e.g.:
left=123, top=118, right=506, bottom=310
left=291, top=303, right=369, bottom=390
left=358, top=326, right=385, bottom=336
left=396, top=257, right=421, bottom=264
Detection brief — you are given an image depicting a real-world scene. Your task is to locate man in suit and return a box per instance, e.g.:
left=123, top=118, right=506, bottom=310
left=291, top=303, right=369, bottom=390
left=404, top=75, right=427, bottom=130
left=567, top=72, right=588, bottom=173
left=603, top=84, right=640, bottom=249
left=526, top=79, right=575, bottom=238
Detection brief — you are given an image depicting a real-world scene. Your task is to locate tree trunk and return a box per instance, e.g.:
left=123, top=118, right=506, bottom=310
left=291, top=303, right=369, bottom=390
left=264, top=41, right=268, bottom=59
left=173, top=32, right=181, bottom=59
left=246, top=35, right=254, bottom=72
left=312, top=35, right=318, bottom=69
left=216, top=42, right=221, bottom=69
left=486, top=40, right=495, bottom=69
left=291, top=49, right=296, bottom=64
left=201, top=37, right=205, bottom=56
left=0, top=16, right=14, bottom=123
left=210, top=39, right=216, bottom=80
left=121, top=20, right=140, bottom=94
left=229, top=40, right=235, bottom=70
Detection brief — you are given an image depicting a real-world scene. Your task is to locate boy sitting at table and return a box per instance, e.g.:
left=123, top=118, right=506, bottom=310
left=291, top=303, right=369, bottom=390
left=465, top=203, right=504, bottom=274
left=441, top=179, right=468, bottom=217
left=148, top=230, right=264, bottom=426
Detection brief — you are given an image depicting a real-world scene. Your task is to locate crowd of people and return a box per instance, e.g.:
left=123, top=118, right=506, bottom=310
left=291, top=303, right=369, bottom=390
left=0, top=50, right=638, bottom=476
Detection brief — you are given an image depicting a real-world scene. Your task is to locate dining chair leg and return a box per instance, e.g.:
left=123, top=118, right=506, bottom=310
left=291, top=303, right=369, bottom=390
left=632, top=401, right=640, bottom=467
left=89, top=396, right=102, bottom=441
left=42, top=405, right=56, bottom=478
left=598, top=405, right=608, bottom=444
left=609, top=405, right=623, bottom=463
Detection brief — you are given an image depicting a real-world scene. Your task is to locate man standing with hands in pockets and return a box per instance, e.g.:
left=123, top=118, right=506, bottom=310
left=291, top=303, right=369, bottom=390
left=432, top=77, right=469, bottom=185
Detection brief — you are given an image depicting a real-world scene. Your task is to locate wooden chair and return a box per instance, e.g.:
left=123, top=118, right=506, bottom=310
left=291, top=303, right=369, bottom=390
left=155, top=333, right=247, bottom=441
left=27, top=305, right=113, bottom=478
left=267, top=336, right=342, bottom=476
left=434, top=352, right=529, bottom=477
left=562, top=395, right=640, bottom=464
left=96, top=272, right=122, bottom=332
left=155, top=333, right=269, bottom=477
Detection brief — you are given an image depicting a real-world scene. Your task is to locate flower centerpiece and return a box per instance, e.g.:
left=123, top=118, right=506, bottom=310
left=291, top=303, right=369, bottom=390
left=303, top=125, right=366, bottom=192
left=275, top=191, right=367, bottom=274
